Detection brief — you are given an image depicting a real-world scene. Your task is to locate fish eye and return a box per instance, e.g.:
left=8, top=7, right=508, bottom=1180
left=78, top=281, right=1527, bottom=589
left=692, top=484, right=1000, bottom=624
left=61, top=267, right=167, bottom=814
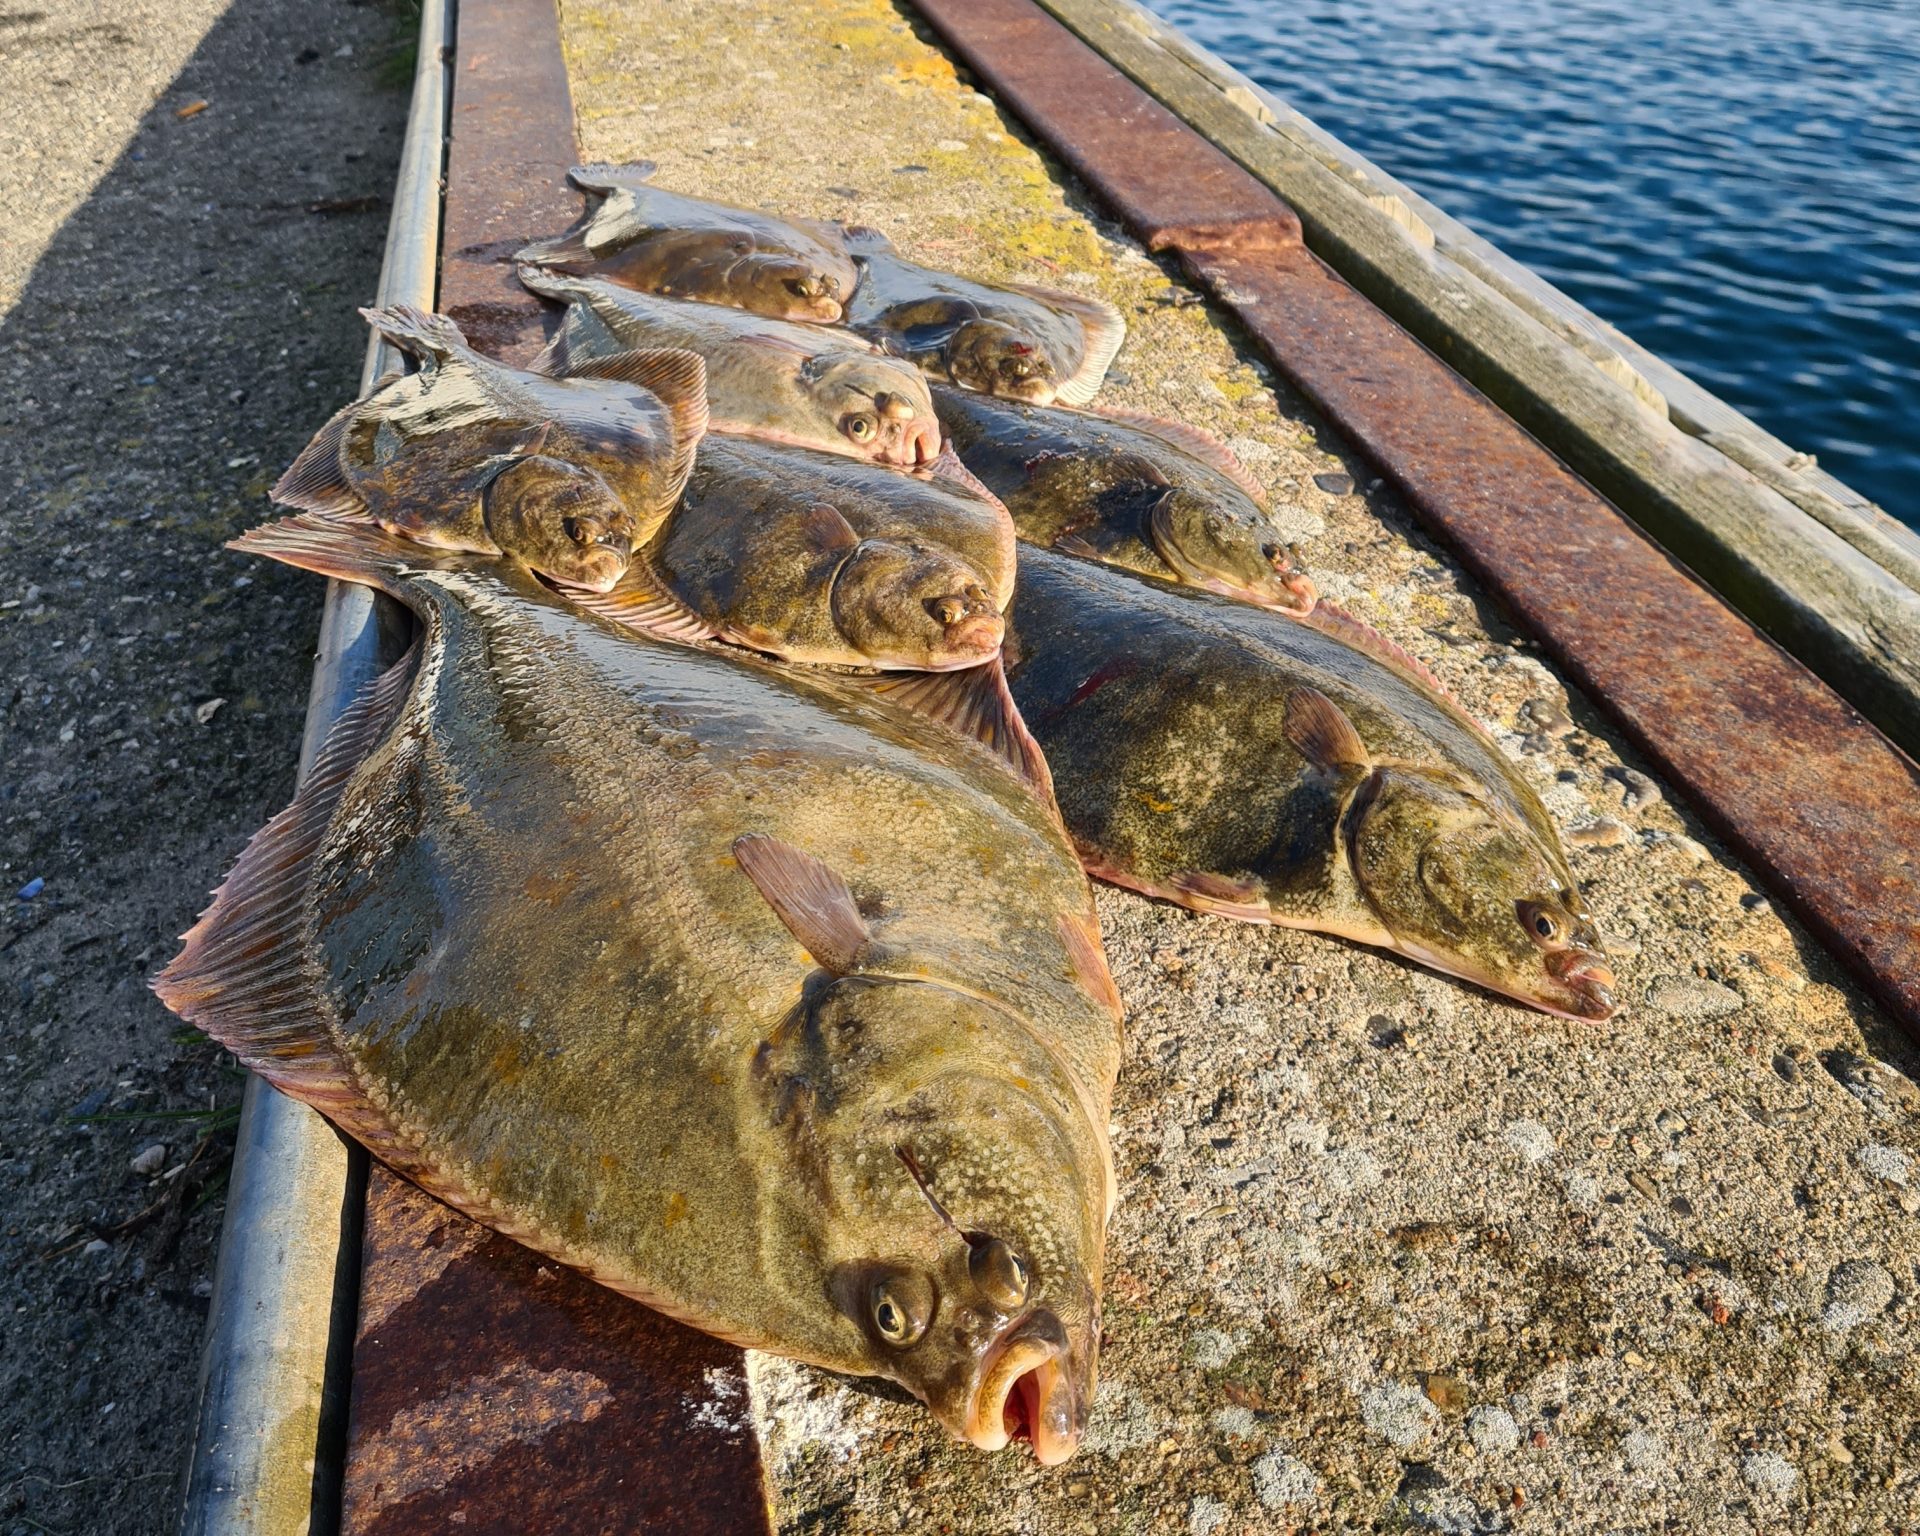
left=869, top=1273, right=933, bottom=1348
left=967, top=1237, right=1030, bottom=1312
left=844, top=413, right=877, bottom=443
left=1517, top=899, right=1560, bottom=945
left=731, top=238, right=752, bottom=254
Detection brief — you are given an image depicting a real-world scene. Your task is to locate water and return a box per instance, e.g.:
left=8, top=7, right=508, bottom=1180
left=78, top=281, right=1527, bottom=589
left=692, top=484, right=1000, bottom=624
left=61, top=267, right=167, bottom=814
left=1150, top=0, right=1920, bottom=526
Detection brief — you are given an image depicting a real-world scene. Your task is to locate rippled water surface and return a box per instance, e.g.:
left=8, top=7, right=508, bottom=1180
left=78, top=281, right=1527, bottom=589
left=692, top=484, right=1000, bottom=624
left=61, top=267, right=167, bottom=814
left=1150, top=0, right=1920, bottom=525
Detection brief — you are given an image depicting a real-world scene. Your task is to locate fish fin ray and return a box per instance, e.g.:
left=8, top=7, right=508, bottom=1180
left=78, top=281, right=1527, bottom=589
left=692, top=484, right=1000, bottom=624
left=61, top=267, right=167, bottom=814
left=271, top=401, right=367, bottom=518
left=565, top=551, right=719, bottom=645
left=1002, top=283, right=1125, bottom=406
left=527, top=300, right=625, bottom=378
left=1092, top=406, right=1269, bottom=506
left=1283, top=686, right=1371, bottom=773
left=921, top=444, right=1000, bottom=508
left=846, top=657, right=1058, bottom=810
left=731, top=833, right=873, bottom=975
left=1057, top=910, right=1124, bottom=1025
left=1051, top=532, right=1103, bottom=561
left=228, top=512, right=442, bottom=595
left=1169, top=870, right=1272, bottom=921
left=566, top=346, right=710, bottom=513
left=833, top=222, right=895, bottom=255
left=152, top=644, right=420, bottom=1100
left=1303, top=602, right=1460, bottom=705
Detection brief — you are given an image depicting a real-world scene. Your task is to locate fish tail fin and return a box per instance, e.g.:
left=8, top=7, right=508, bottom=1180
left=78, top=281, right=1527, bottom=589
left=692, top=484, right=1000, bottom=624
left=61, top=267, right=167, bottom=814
left=515, top=260, right=583, bottom=306
left=153, top=641, right=420, bottom=1105
left=272, top=399, right=369, bottom=518
left=515, top=223, right=594, bottom=271
left=1003, top=283, right=1126, bottom=407
left=359, top=303, right=467, bottom=365
left=568, top=159, right=658, bottom=195
left=832, top=222, right=895, bottom=256
left=228, top=511, right=443, bottom=600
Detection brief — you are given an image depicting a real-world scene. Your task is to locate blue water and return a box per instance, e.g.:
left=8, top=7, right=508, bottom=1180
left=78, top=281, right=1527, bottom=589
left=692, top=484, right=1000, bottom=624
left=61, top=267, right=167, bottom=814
left=1149, top=0, right=1920, bottom=526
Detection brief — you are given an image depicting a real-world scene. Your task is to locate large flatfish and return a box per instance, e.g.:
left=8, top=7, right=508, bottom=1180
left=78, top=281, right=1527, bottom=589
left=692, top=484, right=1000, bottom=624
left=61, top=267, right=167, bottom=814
left=272, top=306, right=707, bottom=592
left=574, top=434, right=1017, bottom=672
left=933, top=384, right=1316, bottom=614
left=837, top=226, right=1124, bottom=407
left=156, top=515, right=1123, bottom=1464
left=1004, top=548, right=1616, bottom=1020
left=519, top=161, right=860, bottom=323
left=522, top=266, right=941, bottom=467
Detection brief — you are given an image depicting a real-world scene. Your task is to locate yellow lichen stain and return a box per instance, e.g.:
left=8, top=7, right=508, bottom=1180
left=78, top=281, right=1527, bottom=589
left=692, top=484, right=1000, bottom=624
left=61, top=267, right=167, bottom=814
left=663, top=1191, right=689, bottom=1228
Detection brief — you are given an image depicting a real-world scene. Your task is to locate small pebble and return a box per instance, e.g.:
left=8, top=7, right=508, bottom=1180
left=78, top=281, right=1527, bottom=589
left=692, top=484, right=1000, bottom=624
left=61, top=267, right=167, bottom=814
left=1647, top=975, right=1742, bottom=1018
left=16, top=877, right=43, bottom=901
left=1466, top=1405, right=1520, bottom=1453
left=1821, top=1259, right=1894, bottom=1333
left=130, top=1143, right=167, bottom=1176
left=1422, top=1373, right=1467, bottom=1413
left=1608, top=767, right=1662, bottom=810
left=1312, top=471, right=1353, bottom=496
left=1567, top=816, right=1629, bottom=849
left=82, top=1238, right=110, bottom=1258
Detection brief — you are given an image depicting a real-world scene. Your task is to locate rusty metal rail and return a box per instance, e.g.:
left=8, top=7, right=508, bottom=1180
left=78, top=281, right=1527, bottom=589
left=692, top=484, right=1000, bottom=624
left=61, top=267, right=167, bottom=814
left=909, top=0, right=1920, bottom=1036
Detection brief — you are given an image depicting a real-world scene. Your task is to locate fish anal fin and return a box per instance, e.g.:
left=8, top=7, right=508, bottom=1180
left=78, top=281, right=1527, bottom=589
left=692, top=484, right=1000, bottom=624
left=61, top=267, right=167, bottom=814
left=566, top=551, right=719, bottom=645
left=1284, top=686, right=1371, bottom=775
left=1003, top=282, right=1125, bottom=407
left=1094, top=405, right=1269, bottom=507
left=272, top=401, right=367, bottom=518
left=732, top=834, right=873, bottom=976
left=848, top=657, right=1057, bottom=809
left=154, top=644, right=419, bottom=1104
left=1168, top=870, right=1271, bottom=922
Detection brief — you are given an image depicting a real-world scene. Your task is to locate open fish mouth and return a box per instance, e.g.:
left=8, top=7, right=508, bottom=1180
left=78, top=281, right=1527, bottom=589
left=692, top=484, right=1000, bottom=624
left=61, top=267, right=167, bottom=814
left=875, top=417, right=943, bottom=468
left=1548, top=950, right=1617, bottom=1021
left=964, top=1311, right=1082, bottom=1465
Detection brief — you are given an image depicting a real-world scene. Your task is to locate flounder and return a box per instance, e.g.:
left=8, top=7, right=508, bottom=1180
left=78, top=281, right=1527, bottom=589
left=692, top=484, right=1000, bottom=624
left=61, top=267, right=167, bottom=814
left=518, top=161, right=860, bottom=323
left=837, top=226, right=1124, bottom=407
left=572, top=434, right=1017, bottom=671
left=157, top=514, right=1124, bottom=1465
left=272, top=305, right=707, bottom=593
left=934, top=385, right=1317, bottom=614
left=521, top=266, right=941, bottom=467
left=1004, top=548, right=1616, bottom=1020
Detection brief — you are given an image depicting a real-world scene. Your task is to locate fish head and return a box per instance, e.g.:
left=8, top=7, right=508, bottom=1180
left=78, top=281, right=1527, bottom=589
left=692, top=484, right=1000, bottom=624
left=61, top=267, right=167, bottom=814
left=732, top=248, right=846, bottom=322
left=799, top=356, right=942, bottom=467
left=481, top=454, right=636, bottom=592
left=1148, top=487, right=1317, bottom=614
left=829, top=538, right=1004, bottom=669
left=1347, top=768, right=1616, bottom=1020
left=794, top=977, right=1106, bottom=1465
left=944, top=319, right=1058, bottom=405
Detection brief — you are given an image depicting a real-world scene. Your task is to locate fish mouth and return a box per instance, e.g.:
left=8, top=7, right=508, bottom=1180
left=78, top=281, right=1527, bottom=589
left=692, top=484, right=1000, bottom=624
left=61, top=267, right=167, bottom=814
left=1547, top=950, right=1618, bottom=1021
left=875, top=417, right=943, bottom=468
left=964, top=1311, right=1082, bottom=1465
left=1389, top=935, right=1619, bottom=1023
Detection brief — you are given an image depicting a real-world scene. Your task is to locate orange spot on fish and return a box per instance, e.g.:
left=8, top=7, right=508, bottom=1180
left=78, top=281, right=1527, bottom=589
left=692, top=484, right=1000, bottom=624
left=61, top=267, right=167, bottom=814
left=522, top=868, right=579, bottom=904
left=663, top=1192, right=689, bottom=1228
left=1136, top=792, right=1175, bottom=813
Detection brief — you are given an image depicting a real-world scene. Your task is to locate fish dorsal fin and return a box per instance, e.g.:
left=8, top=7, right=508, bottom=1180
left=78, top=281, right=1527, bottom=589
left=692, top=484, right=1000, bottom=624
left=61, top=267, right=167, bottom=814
left=1093, top=405, right=1269, bottom=508
left=1284, top=686, right=1371, bottom=775
left=1002, top=282, right=1126, bottom=407
left=847, top=657, right=1057, bottom=810
left=565, top=548, right=719, bottom=646
left=359, top=303, right=468, bottom=366
left=272, top=397, right=367, bottom=518
left=732, top=833, right=874, bottom=975
left=153, top=642, right=420, bottom=1100
left=568, top=160, right=659, bottom=196
left=228, top=511, right=439, bottom=596
left=1303, top=602, right=1460, bottom=706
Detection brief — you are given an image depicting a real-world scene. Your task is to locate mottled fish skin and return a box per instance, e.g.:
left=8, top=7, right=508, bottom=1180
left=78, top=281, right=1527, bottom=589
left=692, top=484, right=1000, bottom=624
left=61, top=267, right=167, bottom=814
left=1005, top=549, right=1615, bottom=1021
left=517, top=161, right=859, bottom=323
left=158, top=518, right=1123, bottom=1465
left=836, top=228, right=1124, bottom=408
left=271, top=306, right=706, bottom=593
left=933, top=385, right=1316, bottom=614
left=568, top=431, right=1012, bottom=671
left=521, top=266, right=941, bottom=467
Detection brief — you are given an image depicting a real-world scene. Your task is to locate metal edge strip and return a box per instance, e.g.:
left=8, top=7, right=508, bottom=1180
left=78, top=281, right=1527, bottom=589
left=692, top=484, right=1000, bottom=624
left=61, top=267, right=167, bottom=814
left=176, top=3, right=451, bottom=1530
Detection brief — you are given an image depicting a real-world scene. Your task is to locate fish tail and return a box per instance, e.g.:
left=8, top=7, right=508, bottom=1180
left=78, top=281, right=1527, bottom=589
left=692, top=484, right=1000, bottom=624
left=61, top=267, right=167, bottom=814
left=567, top=159, right=659, bottom=195
left=359, top=302, right=468, bottom=365
left=556, top=347, right=708, bottom=517
left=515, top=223, right=594, bottom=271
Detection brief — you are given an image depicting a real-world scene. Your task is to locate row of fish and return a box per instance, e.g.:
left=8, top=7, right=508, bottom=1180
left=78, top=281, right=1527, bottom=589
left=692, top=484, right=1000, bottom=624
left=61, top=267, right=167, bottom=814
left=159, top=160, right=1615, bottom=1467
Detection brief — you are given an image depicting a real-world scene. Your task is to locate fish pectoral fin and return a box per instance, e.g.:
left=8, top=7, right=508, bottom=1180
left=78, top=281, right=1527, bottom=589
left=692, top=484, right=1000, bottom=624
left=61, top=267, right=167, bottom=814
left=1284, top=686, right=1373, bottom=775
left=272, top=399, right=370, bottom=519
left=567, top=159, right=659, bottom=195
left=567, top=551, right=719, bottom=645
left=798, top=502, right=861, bottom=556
left=360, top=303, right=468, bottom=365
left=154, top=643, right=420, bottom=1097
left=1093, top=406, right=1269, bottom=507
left=731, top=833, right=876, bottom=976
left=843, top=658, right=1058, bottom=810
left=1002, top=283, right=1126, bottom=407
left=830, top=221, right=895, bottom=256
left=1050, top=533, right=1104, bottom=561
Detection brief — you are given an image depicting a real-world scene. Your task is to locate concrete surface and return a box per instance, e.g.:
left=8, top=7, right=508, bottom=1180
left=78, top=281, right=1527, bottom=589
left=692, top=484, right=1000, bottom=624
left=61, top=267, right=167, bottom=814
left=0, top=3, right=406, bottom=1532
left=560, top=2, right=1920, bottom=1530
